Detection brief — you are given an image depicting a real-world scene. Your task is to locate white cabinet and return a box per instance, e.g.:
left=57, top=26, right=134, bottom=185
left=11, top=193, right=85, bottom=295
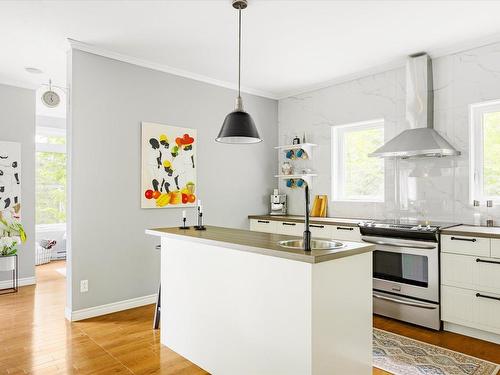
left=441, top=232, right=500, bottom=340
left=442, top=253, right=500, bottom=295
left=331, top=226, right=361, bottom=241
left=442, top=285, right=500, bottom=335
left=442, top=285, right=476, bottom=327
left=441, top=235, right=490, bottom=257
left=249, top=219, right=278, bottom=234
left=491, top=239, right=500, bottom=259
left=308, top=224, right=332, bottom=239
left=249, top=217, right=361, bottom=242
left=276, top=221, right=304, bottom=236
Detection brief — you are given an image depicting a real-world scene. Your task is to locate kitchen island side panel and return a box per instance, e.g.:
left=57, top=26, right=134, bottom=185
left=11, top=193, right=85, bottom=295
left=312, top=251, right=373, bottom=375
left=160, top=237, right=313, bottom=375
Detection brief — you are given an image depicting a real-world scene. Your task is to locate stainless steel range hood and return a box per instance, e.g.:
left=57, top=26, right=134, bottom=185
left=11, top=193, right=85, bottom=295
left=370, top=53, right=460, bottom=158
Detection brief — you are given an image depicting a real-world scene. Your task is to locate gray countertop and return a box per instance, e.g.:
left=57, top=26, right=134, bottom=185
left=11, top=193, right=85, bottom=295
left=441, top=225, right=500, bottom=239
left=146, top=225, right=374, bottom=264
left=248, top=214, right=363, bottom=227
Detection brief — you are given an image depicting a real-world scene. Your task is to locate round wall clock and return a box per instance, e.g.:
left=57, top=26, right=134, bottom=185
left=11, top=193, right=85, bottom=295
left=41, top=90, right=60, bottom=108
left=41, top=80, right=60, bottom=108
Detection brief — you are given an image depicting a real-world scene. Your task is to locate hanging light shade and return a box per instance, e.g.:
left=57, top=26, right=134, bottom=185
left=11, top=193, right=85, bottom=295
left=216, top=0, right=261, bottom=144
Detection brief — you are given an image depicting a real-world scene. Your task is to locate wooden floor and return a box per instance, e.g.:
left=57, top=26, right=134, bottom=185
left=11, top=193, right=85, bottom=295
left=0, top=261, right=498, bottom=374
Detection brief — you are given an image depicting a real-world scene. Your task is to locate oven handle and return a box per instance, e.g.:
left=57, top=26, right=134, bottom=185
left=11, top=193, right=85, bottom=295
left=361, top=237, right=436, bottom=249
left=373, top=292, right=438, bottom=309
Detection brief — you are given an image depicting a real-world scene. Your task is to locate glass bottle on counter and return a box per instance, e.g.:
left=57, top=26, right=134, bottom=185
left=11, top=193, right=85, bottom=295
left=486, top=200, right=494, bottom=227
left=473, top=200, right=481, bottom=226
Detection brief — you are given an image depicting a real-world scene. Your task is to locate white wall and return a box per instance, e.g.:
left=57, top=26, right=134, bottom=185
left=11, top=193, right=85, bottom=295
left=0, top=83, right=35, bottom=283
left=279, top=41, right=500, bottom=224
left=68, top=50, right=278, bottom=312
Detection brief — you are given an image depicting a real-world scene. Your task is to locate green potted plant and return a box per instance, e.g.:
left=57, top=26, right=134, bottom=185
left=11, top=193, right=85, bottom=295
left=0, top=215, right=26, bottom=272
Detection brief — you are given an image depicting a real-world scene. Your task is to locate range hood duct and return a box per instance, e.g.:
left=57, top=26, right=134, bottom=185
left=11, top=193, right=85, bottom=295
left=370, top=53, right=460, bottom=158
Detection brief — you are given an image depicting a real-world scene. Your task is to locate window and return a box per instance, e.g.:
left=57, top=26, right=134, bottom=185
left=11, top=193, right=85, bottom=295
left=470, top=100, right=500, bottom=202
left=36, top=126, right=66, bottom=225
left=332, top=119, right=385, bottom=202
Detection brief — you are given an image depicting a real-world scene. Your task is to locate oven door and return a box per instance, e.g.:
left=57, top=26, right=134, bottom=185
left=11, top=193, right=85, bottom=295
left=362, top=235, right=439, bottom=303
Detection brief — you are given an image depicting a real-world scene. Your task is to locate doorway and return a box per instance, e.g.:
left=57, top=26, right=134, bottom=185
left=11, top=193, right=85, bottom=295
left=35, top=84, right=67, bottom=289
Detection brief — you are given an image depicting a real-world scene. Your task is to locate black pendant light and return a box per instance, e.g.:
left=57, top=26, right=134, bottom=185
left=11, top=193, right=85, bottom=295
left=216, top=0, right=262, bottom=144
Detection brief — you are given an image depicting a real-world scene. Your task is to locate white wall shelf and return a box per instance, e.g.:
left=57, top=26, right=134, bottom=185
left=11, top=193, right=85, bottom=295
left=275, top=143, right=317, bottom=160
left=275, top=174, right=317, bottom=187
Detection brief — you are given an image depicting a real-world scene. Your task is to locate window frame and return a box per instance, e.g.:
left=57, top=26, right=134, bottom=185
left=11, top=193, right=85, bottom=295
left=35, top=126, right=66, bottom=154
left=35, top=125, right=67, bottom=229
left=331, top=119, right=385, bottom=203
left=470, top=99, right=500, bottom=203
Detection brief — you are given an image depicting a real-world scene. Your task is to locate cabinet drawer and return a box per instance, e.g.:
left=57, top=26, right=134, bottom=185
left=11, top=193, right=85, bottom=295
left=441, top=235, right=490, bottom=257
left=442, top=285, right=500, bottom=335
left=277, top=221, right=304, bottom=236
left=442, top=253, right=500, bottom=294
left=491, top=239, right=500, bottom=259
left=249, top=219, right=277, bottom=234
left=308, top=224, right=333, bottom=239
left=331, top=226, right=361, bottom=241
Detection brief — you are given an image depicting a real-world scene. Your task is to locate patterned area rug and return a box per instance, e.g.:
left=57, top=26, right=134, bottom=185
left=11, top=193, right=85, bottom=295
left=373, top=328, right=500, bottom=375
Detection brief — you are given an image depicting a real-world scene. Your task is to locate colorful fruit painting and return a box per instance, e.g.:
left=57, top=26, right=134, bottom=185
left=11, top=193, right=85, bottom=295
left=156, top=193, right=170, bottom=207
left=142, top=122, right=197, bottom=208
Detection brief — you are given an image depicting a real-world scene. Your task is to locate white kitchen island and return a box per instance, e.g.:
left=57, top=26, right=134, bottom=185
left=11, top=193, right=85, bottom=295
left=146, top=226, right=374, bottom=375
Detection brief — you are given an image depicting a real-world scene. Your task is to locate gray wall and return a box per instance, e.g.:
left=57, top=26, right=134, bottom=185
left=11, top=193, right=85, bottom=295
left=0, top=83, right=35, bottom=282
left=279, top=41, right=500, bottom=224
left=68, top=50, right=278, bottom=311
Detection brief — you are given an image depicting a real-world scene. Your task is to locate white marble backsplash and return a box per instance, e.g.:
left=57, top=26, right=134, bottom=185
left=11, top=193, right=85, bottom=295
left=278, top=42, right=500, bottom=225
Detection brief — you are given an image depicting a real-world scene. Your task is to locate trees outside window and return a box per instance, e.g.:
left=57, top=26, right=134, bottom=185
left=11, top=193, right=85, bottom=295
left=36, top=130, right=66, bottom=225
left=470, top=100, right=500, bottom=202
left=332, top=120, right=385, bottom=202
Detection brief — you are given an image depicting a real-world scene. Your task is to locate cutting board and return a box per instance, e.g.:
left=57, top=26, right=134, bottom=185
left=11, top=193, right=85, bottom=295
left=310, top=195, right=327, bottom=217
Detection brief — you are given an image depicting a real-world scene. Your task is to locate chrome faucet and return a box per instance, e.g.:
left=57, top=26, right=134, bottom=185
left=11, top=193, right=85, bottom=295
left=303, top=183, right=311, bottom=251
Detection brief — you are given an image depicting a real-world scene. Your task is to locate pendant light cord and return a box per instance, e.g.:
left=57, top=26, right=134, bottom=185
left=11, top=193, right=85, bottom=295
left=238, top=7, right=242, bottom=99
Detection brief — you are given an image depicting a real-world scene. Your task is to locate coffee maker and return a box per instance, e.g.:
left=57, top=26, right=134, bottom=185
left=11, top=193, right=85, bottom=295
left=270, top=189, right=287, bottom=215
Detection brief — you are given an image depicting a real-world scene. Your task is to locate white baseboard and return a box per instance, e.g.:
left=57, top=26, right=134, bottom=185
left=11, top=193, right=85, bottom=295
left=64, top=306, right=72, bottom=321
left=444, top=322, right=500, bottom=344
left=67, top=294, right=157, bottom=322
left=0, top=276, right=36, bottom=289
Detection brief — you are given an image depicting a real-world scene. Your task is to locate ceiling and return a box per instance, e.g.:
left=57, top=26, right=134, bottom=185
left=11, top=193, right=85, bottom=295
left=2, top=0, right=500, bottom=99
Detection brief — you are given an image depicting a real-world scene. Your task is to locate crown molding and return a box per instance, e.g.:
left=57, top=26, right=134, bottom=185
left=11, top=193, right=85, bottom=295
left=275, top=57, right=407, bottom=99
left=277, top=31, right=500, bottom=99
left=67, top=30, right=500, bottom=102
left=67, top=38, right=278, bottom=100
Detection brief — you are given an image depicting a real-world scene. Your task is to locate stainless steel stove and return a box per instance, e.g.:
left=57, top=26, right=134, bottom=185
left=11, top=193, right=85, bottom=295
left=359, top=219, right=460, bottom=330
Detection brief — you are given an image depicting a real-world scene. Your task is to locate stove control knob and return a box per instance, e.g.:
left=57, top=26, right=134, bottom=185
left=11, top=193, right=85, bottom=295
left=417, top=225, right=422, bottom=230
left=426, top=225, right=432, bottom=231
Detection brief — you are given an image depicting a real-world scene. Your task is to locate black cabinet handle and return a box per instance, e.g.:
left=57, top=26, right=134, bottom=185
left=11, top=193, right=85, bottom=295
left=451, top=236, right=476, bottom=242
left=476, top=293, right=500, bottom=302
left=257, top=220, right=270, bottom=224
left=282, top=222, right=296, bottom=226
left=476, top=258, right=500, bottom=265
left=337, top=226, right=354, bottom=231
left=310, top=224, right=324, bottom=228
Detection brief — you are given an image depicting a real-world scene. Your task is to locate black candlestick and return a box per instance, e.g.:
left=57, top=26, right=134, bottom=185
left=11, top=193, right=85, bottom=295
left=179, top=217, right=190, bottom=230
left=194, top=209, right=206, bottom=230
